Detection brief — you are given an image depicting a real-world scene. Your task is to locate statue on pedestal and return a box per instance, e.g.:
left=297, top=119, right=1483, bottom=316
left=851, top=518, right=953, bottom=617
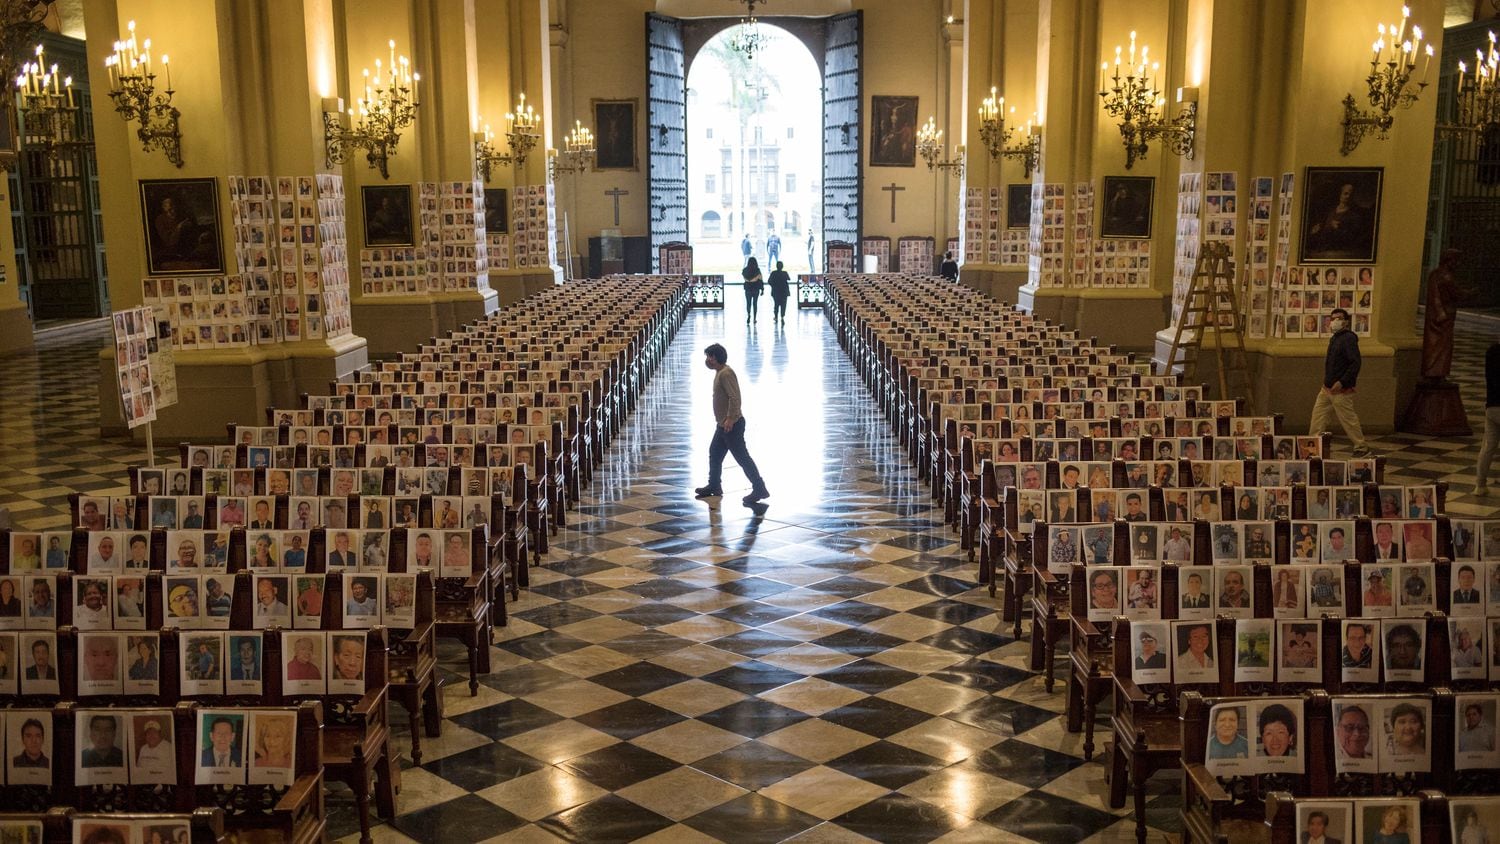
left=1401, top=247, right=1472, bottom=435
left=1420, top=248, right=1463, bottom=381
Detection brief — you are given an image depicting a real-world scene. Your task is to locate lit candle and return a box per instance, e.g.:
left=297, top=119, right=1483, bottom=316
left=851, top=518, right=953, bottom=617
left=161, top=54, right=170, bottom=90
left=1128, top=30, right=1136, bottom=65
left=1460, top=60, right=1467, bottom=92
left=65, top=76, right=72, bottom=108
left=1423, top=43, right=1432, bottom=82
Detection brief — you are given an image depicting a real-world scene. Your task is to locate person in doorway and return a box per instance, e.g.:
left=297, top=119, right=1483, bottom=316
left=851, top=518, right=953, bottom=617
left=767, top=261, right=792, bottom=325
left=741, top=257, right=764, bottom=324
left=766, top=232, right=781, bottom=264
left=940, top=250, right=959, bottom=281
left=1474, top=341, right=1500, bottom=495
left=1308, top=307, right=1371, bottom=457
left=741, top=233, right=753, bottom=264
left=695, top=343, right=770, bottom=506
left=806, top=230, right=816, bottom=272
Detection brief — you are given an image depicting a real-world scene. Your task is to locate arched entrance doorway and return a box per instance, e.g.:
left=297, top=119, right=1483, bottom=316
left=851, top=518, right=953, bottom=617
left=646, top=12, right=861, bottom=274
left=683, top=22, right=822, bottom=275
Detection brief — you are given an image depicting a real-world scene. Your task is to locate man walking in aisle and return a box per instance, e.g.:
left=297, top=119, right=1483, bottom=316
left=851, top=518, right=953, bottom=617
left=1309, top=307, right=1372, bottom=457
left=767, top=232, right=782, bottom=265
left=696, top=343, right=770, bottom=505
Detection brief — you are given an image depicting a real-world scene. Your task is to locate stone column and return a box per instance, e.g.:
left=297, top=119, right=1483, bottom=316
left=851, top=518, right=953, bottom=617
left=84, top=0, right=368, bottom=439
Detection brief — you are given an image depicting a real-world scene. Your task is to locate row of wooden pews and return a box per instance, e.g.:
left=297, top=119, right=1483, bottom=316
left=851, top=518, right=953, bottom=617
left=822, top=274, right=1496, bottom=844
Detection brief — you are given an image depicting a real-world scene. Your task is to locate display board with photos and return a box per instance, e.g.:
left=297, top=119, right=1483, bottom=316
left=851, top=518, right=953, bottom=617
left=1272, top=263, right=1375, bottom=338
left=1201, top=697, right=1307, bottom=777
left=1288, top=798, right=1420, bottom=844
left=658, top=241, right=693, bottom=275
left=0, top=812, right=206, bottom=844
left=961, top=187, right=986, bottom=264
left=1070, top=182, right=1095, bottom=285
left=509, top=183, right=557, bottom=269
left=1245, top=175, right=1275, bottom=339
left=1027, top=183, right=1067, bottom=287
left=896, top=236, right=934, bottom=275
left=825, top=241, right=856, bottom=274
left=110, top=307, right=159, bottom=429
left=1169, top=171, right=1203, bottom=327
left=436, top=180, right=492, bottom=292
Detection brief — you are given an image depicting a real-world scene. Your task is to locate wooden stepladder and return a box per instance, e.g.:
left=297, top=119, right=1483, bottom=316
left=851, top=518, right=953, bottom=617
left=1160, top=240, right=1254, bottom=403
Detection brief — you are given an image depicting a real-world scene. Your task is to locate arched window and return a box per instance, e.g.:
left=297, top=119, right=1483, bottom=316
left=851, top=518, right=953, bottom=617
left=701, top=210, right=722, bottom=238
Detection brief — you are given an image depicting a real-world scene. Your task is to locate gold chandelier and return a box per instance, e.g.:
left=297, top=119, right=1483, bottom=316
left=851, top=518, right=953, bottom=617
left=1340, top=5, right=1432, bottom=155
left=102, top=20, right=183, bottom=167
left=976, top=88, right=1041, bottom=177
left=474, top=92, right=541, bottom=182
left=1097, top=31, right=1196, bottom=170
left=323, top=40, right=420, bottom=179
left=14, top=43, right=78, bottom=161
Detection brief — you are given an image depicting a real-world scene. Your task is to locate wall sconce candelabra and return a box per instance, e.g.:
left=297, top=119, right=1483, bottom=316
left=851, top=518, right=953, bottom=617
left=474, top=92, right=541, bottom=182
left=14, top=43, right=78, bottom=161
left=102, top=20, right=182, bottom=167
left=916, top=116, right=964, bottom=177
left=1097, top=31, right=1197, bottom=169
left=547, top=119, right=595, bottom=180
left=976, top=87, right=1041, bottom=177
left=1443, top=31, right=1500, bottom=137
left=323, top=39, right=420, bottom=179
left=1341, top=5, right=1432, bottom=154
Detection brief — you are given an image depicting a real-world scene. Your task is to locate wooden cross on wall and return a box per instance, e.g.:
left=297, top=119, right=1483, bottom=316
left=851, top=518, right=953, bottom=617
left=605, top=187, right=629, bottom=226
left=881, top=182, right=905, bottom=223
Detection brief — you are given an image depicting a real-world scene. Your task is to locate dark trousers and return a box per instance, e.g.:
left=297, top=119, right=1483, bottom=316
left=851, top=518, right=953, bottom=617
left=744, top=290, right=759, bottom=320
left=708, top=417, right=764, bottom=489
left=771, top=295, right=788, bottom=321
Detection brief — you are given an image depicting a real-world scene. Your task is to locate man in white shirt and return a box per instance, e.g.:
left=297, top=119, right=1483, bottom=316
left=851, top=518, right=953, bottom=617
left=74, top=580, right=112, bottom=628
left=134, top=720, right=173, bottom=770
left=345, top=579, right=378, bottom=616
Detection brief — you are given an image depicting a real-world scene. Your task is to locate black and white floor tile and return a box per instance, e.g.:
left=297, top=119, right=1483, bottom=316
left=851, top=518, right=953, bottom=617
left=2, top=302, right=1498, bottom=842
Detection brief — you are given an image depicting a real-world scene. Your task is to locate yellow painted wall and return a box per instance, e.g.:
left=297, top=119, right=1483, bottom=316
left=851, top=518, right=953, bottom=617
left=1283, top=0, right=1443, bottom=351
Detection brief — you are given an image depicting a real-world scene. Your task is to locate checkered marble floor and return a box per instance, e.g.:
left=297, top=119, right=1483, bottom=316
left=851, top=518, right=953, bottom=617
left=1361, top=330, right=1500, bottom=518
left=0, top=323, right=177, bottom=531
left=3, top=307, right=1499, bottom=843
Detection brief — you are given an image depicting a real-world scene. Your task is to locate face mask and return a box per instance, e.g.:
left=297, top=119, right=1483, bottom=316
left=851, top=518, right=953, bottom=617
left=1330, top=318, right=1346, bottom=332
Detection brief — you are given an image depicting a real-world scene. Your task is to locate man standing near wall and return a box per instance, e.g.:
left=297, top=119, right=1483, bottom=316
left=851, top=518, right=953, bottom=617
left=696, top=343, right=770, bottom=506
left=1309, top=307, right=1371, bottom=457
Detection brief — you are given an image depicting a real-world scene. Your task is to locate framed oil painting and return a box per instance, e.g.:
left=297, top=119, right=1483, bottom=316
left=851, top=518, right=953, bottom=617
left=870, top=95, right=918, bottom=167
left=139, top=178, right=225, bottom=275
left=1007, top=184, right=1032, bottom=229
left=1100, top=176, right=1155, bottom=239
left=483, top=188, right=508, bottom=234
left=1299, top=167, right=1382, bottom=263
left=593, top=99, right=638, bottom=171
left=361, top=184, right=414, bottom=247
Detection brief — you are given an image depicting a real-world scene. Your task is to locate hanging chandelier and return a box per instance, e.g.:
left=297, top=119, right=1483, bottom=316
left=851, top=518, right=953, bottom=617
left=730, top=0, right=767, bottom=61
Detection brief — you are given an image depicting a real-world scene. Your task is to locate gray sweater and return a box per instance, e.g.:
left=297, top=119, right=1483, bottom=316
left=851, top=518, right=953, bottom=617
left=713, top=365, right=743, bottom=424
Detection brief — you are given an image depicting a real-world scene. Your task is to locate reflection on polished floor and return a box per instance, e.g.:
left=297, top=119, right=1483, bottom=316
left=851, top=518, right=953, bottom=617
left=355, top=298, right=1155, bottom=843
left=1, top=297, right=1498, bottom=842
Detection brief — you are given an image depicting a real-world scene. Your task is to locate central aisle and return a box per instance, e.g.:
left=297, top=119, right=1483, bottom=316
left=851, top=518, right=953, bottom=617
left=371, top=299, right=1152, bottom=843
